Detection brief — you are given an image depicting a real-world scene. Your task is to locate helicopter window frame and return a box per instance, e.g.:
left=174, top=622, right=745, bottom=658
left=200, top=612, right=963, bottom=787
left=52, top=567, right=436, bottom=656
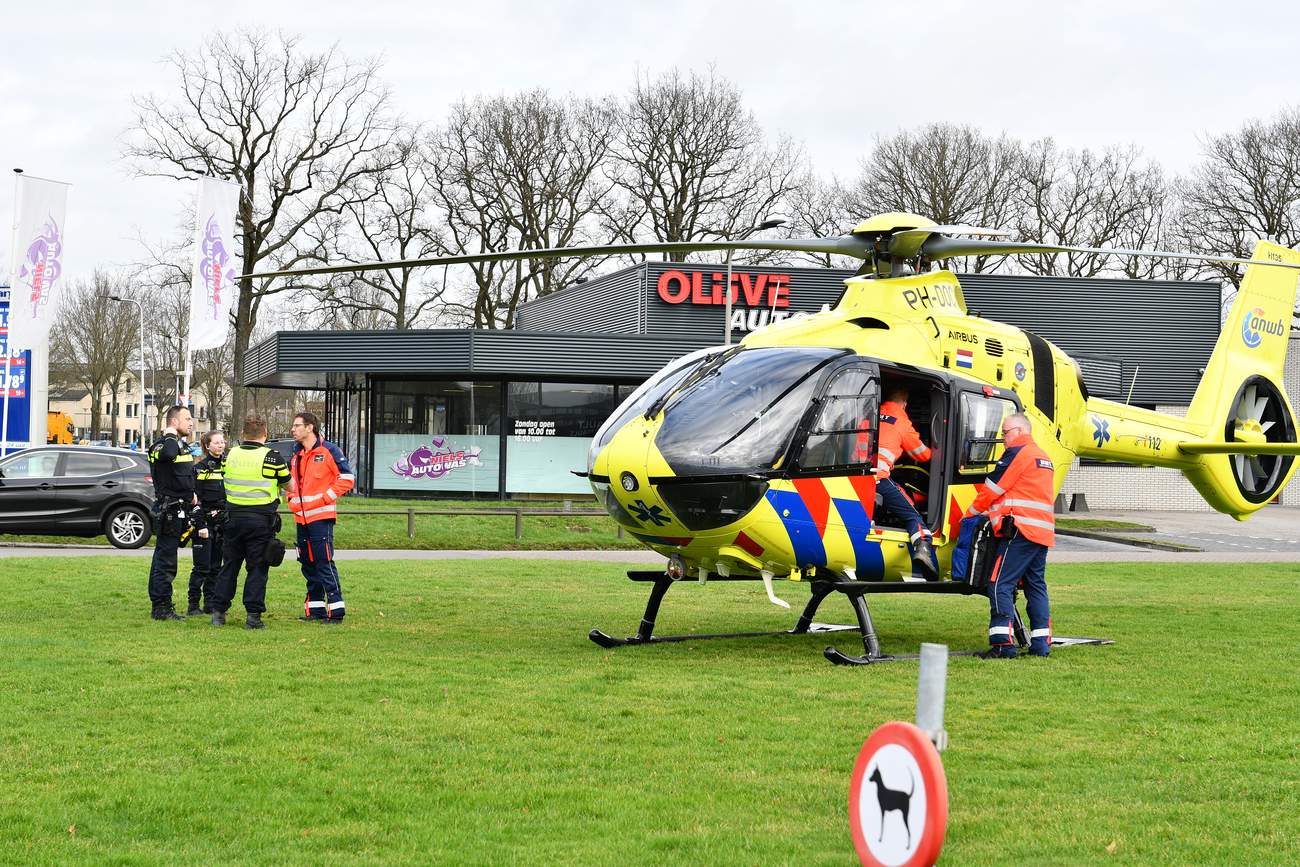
left=787, top=359, right=881, bottom=477
left=952, top=388, right=1023, bottom=482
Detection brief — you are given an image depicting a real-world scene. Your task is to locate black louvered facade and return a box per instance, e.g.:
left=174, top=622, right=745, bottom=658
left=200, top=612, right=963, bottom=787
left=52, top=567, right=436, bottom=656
left=244, top=264, right=1221, bottom=496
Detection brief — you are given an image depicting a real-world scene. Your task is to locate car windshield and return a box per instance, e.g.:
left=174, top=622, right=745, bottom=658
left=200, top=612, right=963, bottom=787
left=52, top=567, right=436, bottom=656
left=654, top=346, right=848, bottom=476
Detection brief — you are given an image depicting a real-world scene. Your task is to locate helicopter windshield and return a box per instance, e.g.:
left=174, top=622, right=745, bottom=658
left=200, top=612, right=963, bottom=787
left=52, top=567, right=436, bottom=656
left=655, top=346, right=849, bottom=477
left=586, top=347, right=718, bottom=473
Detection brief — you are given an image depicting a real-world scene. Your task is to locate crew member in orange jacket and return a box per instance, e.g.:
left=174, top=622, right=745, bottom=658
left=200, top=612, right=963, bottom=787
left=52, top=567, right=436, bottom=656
left=287, top=411, right=355, bottom=623
left=857, top=386, right=937, bottom=580
left=964, top=412, right=1055, bottom=658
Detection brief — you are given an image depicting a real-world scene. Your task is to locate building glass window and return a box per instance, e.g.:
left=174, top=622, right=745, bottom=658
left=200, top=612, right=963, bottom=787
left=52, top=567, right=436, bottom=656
left=506, top=383, right=623, bottom=494
left=372, top=380, right=502, bottom=495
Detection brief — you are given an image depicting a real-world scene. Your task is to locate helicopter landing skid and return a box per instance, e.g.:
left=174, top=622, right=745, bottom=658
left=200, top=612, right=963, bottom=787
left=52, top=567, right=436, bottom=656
left=591, top=570, right=1067, bottom=665
left=588, top=576, right=859, bottom=649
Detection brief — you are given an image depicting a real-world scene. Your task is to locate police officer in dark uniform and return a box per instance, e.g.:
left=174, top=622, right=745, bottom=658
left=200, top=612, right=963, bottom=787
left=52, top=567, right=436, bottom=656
left=186, top=430, right=228, bottom=616
left=210, top=415, right=290, bottom=629
left=147, top=404, right=197, bottom=620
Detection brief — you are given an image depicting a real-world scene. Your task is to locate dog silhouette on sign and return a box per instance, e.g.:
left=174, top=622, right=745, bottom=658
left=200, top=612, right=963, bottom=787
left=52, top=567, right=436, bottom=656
left=868, top=765, right=915, bottom=847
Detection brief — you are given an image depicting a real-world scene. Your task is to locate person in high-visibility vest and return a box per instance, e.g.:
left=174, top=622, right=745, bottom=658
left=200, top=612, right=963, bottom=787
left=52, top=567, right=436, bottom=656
left=856, top=386, right=937, bottom=580
left=186, top=430, right=227, bottom=616
left=209, top=416, right=290, bottom=629
left=287, top=410, right=355, bottom=623
left=964, top=412, right=1056, bottom=658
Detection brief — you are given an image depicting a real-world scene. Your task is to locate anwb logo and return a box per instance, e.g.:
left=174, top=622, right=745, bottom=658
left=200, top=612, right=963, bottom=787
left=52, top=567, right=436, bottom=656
left=1241, top=306, right=1284, bottom=348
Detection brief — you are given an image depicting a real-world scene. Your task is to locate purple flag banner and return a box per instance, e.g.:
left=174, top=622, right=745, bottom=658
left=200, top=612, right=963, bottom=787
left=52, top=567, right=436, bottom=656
left=186, top=176, right=241, bottom=352
left=6, top=175, right=70, bottom=350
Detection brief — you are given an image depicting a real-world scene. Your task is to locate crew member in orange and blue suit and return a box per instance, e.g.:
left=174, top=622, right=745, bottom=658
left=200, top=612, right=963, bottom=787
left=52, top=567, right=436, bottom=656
left=964, top=412, right=1055, bottom=658
left=287, top=411, right=355, bottom=624
left=858, top=386, right=938, bottom=580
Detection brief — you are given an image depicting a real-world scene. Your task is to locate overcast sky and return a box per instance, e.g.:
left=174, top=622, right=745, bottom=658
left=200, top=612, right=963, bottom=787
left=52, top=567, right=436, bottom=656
left=3, top=0, right=1299, bottom=283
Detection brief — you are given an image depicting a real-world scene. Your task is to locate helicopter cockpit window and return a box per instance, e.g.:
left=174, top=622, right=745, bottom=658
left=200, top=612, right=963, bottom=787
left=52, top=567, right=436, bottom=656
left=957, top=391, right=1019, bottom=475
left=586, top=348, right=716, bottom=473
left=799, top=367, right=879, bottom=470
left=655, top=346, right=848, bottom=477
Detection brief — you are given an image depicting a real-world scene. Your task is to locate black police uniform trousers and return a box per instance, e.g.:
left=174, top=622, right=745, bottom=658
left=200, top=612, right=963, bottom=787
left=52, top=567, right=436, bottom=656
left=187, top=520, right=225, bottom=612
left=148, top=503, right=187, bottom=614
left=211, top=510, right=277, bottom=615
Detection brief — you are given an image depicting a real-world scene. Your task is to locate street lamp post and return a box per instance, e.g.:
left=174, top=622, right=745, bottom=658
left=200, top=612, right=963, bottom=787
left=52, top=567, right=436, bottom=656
left=723, top=217, right=786, bottom=346
left=108, top=295, right=146, bottom=446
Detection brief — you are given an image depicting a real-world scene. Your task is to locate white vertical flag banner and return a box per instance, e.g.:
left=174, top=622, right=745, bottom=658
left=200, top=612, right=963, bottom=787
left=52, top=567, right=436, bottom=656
left=7, top=174, right=71, bottom=349
left=186, top=176, right=241, bottom=352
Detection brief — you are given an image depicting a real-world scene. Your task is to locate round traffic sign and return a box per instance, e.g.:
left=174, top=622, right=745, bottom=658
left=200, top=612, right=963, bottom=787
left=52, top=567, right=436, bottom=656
left=848, top=721, right=948, bottom=867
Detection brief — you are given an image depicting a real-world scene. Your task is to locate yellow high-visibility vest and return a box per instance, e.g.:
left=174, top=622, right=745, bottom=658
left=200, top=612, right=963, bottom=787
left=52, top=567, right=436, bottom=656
left=223, top=445, right=280, bottom=507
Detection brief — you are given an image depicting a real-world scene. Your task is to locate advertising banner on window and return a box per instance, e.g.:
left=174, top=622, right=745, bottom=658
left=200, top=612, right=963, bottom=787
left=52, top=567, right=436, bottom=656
left=374, top=434, right=500, bottom=494
left=506, top=427, right=593, bottom=495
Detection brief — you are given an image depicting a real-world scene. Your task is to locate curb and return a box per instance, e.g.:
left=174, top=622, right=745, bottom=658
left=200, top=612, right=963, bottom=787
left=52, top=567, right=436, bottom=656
left=1054, top=527, right=1201, bottom=552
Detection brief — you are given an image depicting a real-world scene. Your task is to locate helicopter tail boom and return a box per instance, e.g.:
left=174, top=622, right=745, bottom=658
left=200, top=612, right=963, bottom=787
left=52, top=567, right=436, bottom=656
left=1073, top=241, right=1300, bottom=517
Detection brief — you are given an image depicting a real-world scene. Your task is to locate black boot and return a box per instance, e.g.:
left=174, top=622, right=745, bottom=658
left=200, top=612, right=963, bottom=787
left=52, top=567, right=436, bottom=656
left=211, top=610, right=226, bottom=626
left=245, top=613, right=266, bottom=630
left=151, top=608, right=185, bottom=622
left=912, top=537, right=940, bottom=582
left=185, top=602, right=202, bottom=617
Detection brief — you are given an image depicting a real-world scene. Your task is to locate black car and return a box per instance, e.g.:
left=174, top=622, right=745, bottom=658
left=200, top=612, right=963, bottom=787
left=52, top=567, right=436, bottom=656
left=0, top=446, right=156, bottom=548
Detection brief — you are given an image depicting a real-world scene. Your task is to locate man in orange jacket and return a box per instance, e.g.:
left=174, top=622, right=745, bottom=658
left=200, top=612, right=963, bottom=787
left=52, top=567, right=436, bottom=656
left=964, top=413, right=1055, bottom=658
left=288, top=411, right=355, bottom=623
left=857, top=386, right=937, bottom=580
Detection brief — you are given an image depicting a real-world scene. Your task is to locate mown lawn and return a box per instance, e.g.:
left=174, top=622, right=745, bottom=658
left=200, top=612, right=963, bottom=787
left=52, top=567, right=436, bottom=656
left=1, top=558, right=1298, bottom=865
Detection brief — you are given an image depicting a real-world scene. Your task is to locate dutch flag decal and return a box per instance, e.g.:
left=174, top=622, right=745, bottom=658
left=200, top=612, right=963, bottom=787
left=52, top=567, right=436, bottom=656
left=955, top=348, right=974, bottom=369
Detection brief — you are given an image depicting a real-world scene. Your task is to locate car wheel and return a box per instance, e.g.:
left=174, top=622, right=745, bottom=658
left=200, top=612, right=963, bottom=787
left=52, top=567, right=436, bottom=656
left=104, top=504, right=151, bottom=549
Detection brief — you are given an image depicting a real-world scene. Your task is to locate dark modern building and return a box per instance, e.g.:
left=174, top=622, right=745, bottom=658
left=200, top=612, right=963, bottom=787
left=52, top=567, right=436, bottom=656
left=243, top=262, right=1223, bottom=501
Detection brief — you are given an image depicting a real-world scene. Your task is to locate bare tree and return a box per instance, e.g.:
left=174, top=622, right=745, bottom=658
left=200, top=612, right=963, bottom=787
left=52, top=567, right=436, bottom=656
left=1014, top=140, right=1173, bottom=278
left=784, top=171, right=856, bottom=268
left=124, top=30, right=397, bottom=427
left=50, top=273, right=141, bottom=442
left=298, top=133, right=453, bottom=329
left=192, top=336, right=235, bottom=433
left=606, top=68, right=802, bottom=263
left=429, top=90, right=618, bottom=327
left=846, top=123, right=1022, bottom=273
left=1176, top=110, right=1300, bottom=324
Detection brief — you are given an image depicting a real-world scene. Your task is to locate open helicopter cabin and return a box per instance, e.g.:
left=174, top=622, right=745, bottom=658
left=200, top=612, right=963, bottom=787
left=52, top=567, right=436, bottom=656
left=242, top=261, right=1298, bottom=508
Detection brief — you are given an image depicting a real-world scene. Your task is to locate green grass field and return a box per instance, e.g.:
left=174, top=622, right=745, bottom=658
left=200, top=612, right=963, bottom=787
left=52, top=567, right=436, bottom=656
left=2, top=558, right=1298, bottom=865
left=1, top=496, right=639, bottom=551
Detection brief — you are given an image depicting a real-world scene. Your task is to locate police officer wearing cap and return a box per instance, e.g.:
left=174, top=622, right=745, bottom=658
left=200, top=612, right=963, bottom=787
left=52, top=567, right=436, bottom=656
left=209, top=415, right=290, bottom=629
left=185, top=430, right=228, bottom=616
left=147, top=404, right=198, bottom=621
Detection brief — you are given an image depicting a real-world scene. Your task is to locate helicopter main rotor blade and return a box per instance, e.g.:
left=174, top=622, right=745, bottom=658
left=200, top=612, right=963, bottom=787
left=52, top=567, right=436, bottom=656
left=921, top=236, right=1300, bottom=271
left=888, top=225, right=1011, bottom=259
left=252, top=236, right=875, bottom=281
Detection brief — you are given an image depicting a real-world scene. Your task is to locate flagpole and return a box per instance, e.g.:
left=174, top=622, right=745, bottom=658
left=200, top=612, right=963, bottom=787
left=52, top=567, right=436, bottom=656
left=1, top=169, right=22, bottom=457
left=182, top=340, right=192, bottom=413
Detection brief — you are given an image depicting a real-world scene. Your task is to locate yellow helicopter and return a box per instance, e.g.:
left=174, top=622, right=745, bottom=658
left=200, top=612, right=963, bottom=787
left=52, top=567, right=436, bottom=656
left=258, top=213, right=1300, bottom=664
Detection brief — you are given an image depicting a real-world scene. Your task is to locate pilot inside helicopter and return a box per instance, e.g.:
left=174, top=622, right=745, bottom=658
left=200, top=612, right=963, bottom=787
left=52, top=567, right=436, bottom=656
left=857, top=384, right=940, bottom=580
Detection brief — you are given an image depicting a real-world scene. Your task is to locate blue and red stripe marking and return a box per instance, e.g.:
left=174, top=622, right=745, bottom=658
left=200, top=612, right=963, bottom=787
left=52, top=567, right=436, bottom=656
left=766, top=478, right=884, bottom=577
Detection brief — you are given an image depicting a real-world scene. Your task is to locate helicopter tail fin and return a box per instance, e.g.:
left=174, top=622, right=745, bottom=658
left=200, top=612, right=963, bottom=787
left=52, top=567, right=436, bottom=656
left=1178, top=240, right=1300, bottom=515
